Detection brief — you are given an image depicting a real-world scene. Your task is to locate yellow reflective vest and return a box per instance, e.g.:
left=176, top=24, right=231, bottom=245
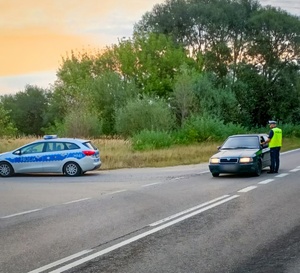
left=269, top=127, right=282, bottom=148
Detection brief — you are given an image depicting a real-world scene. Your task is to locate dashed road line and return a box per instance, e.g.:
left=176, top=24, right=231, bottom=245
left=290, top=168, right=300, bottom=172
left=1, top=208, right=43, bottom=219
left=142, top=182, right=161, bottom=187
left=258, top=179, right=274, bottom=185
left=105, top=189, right=127, bottom=195
left=275, top=173, right=289, bottom=178
left=238, top=186, right=257, bottom=193
left=63, top=198, right=91, bottom=205
left=149, top=195, right=230, bottom=227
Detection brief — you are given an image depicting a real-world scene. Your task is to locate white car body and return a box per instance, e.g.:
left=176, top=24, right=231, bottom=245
left=0, top=136, right=101, bottom=177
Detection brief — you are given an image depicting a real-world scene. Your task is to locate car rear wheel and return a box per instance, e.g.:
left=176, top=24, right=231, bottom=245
left=254, top=161, right=262, bottom=176
left=0, top=162, right=14, bottom=177
left=64, top=162, right=82, bottom=176
left=212, top=172, right=220, bottom=177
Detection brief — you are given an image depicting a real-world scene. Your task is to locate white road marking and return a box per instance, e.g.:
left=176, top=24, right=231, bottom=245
left=171, top=176, right=185, bottom=180
left=63, top=198, right=91, bottom=205
left=258, top=179, right=274, bottom=185
left=142, top=182, right=161, bottom=187
left=149, top=195, right=230, bottom=226
left=28, top=250, right=93, bottom=273
left=42, top=195, right=239, bottom=273
left=106, top=190, right=127, bottom=195
left=290, top=168, right=300, bottom=172
left=1, top=208, right=43, bottom=219
left=275, top=173, right=289, bottom=178
left=238, top=186, right=257, bottom=193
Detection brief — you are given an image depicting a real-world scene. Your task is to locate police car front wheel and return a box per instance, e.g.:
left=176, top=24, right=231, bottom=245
left=64, top=162, right=82, bottom=176
left=0, top=162, right=14, bottom=177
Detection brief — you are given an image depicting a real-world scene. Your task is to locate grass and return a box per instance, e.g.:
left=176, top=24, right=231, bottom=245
left=0, top=137, right=299, bottom=170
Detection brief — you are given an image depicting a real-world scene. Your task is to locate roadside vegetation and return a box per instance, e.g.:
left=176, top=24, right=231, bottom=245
left=0, top=0, right=299, bottom=169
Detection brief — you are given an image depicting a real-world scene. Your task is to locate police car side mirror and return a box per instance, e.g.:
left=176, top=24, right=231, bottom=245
left=13, top=150, right=21, bottom=156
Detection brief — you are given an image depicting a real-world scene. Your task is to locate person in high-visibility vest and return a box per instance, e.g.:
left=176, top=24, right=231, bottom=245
left=262, top=120, right=282, bottom=173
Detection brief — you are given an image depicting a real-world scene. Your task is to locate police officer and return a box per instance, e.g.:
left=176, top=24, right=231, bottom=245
left=263, top=120, right=282, bottom=173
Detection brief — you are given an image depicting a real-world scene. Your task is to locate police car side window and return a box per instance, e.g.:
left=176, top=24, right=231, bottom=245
left=21, top=143, right=44, bottom=154
left=66, top=142, right=80, bottom=150
left=52, top=142, right=65, bottom=151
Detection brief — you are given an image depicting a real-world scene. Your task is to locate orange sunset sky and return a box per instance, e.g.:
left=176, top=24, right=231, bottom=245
left=0, top=0, right=299, bottom=95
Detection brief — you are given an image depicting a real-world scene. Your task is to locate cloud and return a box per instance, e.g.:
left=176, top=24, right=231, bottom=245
left=0, top=71, right=57, bottom=95
left=0, top=0, right=164, bottom=77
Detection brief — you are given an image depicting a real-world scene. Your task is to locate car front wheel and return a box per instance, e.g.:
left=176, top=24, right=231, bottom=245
left=64, top=162, right=82, bottom=176
left=212, top=172, right=220, bottom=177
left=0, top=162, right=14, bottom=177
left=254, top=161, right=262, bottom=176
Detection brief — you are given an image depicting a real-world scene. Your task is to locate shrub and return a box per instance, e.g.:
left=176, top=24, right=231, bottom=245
left=132, top=130, right=173, bottom=151
left=115, top=96, right=175, bottom=137
left=173, top=115, right=247, bottom=144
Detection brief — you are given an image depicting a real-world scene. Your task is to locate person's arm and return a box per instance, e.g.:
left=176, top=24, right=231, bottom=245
left=263, top=130, right=273, bottom=145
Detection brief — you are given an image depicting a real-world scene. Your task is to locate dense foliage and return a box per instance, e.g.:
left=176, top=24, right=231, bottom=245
left=0, top=0, right=299, bottom=150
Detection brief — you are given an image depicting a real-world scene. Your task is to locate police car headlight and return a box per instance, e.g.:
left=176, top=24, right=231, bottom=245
left=210, top=158, right=219, bottom=164
left=240, top=157, right=253, bottom=163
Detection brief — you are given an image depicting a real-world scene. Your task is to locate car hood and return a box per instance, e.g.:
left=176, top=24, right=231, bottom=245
left=212, top=149, right=259, bottom=158
left=0, top=152, right=11, bottom=158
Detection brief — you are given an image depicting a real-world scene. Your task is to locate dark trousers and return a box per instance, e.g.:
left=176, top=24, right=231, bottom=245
left=270, top=147, right=281, bottom=172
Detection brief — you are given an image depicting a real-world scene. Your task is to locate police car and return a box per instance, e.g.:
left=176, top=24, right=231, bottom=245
left=0, top=135, right=101, bottom=177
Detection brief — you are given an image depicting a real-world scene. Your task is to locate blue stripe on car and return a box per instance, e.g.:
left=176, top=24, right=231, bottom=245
left=5, top=152, right=86, bottom=164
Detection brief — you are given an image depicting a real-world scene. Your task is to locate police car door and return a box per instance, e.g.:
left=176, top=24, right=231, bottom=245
left=43, top=142, right=66, bottom=172
left=16, top=142, right=45, bottom=173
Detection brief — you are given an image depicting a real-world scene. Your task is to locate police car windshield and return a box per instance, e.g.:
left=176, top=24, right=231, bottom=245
left=221, top=136, right=259, bottom=149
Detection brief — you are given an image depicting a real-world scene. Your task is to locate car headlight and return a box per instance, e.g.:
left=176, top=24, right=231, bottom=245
left=210, top=158, right=219, bottom=164
left=240, top=157, right=253, bottom=163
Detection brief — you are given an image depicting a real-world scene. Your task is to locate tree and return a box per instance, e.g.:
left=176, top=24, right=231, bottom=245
left=87, top=71, right=138, bottom=135
left=170, top=64, right=198, bottom=127
left=101, top=33, right=195, bottom=98
left=1, top=85, right=50, bottom=135
left=0, top=104, right=17, bottom=136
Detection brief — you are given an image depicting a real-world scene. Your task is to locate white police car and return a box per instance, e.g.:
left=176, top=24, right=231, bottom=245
left=0, top=135, right=101, bottom=177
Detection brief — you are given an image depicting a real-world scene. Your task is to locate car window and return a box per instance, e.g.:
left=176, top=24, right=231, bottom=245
left=20, top=143, right=45, bottom=154
left=45, top=142, right=67, bottom=152
left=83, top=141, right=98, bottom=150
left=222, top=136, right=259, bottom=149
left=65, top=142, right=80, bottom=150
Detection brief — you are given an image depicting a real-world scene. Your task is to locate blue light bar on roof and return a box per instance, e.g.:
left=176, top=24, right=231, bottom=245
left=44, top=135, right=58, bottom=140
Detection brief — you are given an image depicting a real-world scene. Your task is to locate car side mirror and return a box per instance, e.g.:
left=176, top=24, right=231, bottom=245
left=217, top=146, right=221, bottom=150
left=13, top=150, right=21, bottom=156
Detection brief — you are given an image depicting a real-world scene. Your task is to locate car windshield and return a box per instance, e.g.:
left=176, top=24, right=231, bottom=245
left=221, top=136, right=259, bottom=150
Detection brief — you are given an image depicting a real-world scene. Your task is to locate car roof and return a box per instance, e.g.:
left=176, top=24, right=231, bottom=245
left=33, top=138, right=89, bottom=144
left=228, top=134, right=267, bottom=137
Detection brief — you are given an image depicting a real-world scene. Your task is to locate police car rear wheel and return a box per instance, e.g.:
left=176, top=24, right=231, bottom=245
left=64, top=162, right=81, bottom=176
left=0, top=162, right=14, bottom=177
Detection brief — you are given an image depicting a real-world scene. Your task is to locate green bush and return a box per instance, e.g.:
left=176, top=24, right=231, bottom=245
left=115, top=96, right=175, bottom=137
left=45, top=109, right=102, bottom=138
left=132, top=130, right=173, bottom=151
left=252, top=123, right=300, bottom=138
left=173, top=115, right=247, bottom=144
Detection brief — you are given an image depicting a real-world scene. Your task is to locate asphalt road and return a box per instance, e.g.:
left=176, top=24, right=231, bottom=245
left=1, top=149, right=300, bottom=273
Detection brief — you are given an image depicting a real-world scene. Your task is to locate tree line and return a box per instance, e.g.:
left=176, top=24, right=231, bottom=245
left=0, top=0, right=299, bottom=140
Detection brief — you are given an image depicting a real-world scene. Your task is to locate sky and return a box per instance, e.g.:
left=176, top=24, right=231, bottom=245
left=0, top=0, right=299, bottom=95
